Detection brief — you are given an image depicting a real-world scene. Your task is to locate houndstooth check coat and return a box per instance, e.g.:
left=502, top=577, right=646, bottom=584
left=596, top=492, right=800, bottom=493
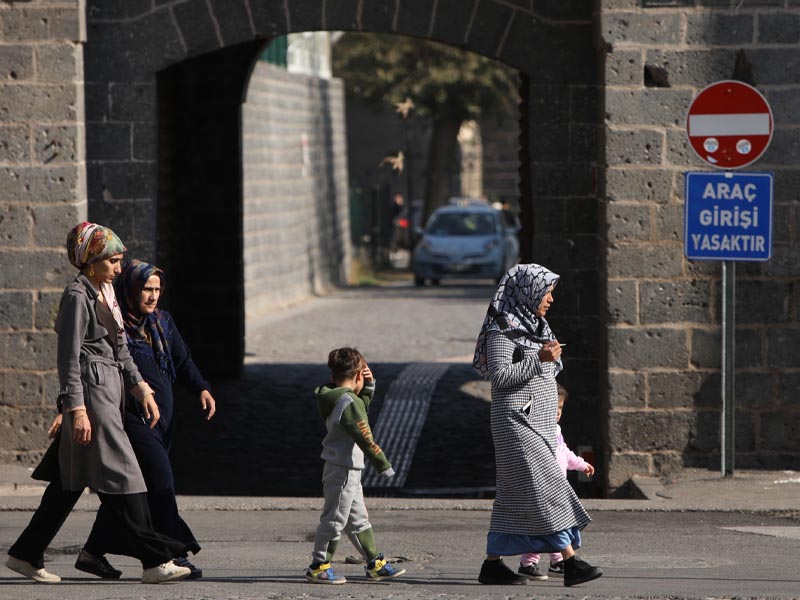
left=484, top=326, right=590, bottom=535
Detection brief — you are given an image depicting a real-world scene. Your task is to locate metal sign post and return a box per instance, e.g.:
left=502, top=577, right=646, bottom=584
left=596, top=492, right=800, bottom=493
left=721, top=260, right=735, bottom=476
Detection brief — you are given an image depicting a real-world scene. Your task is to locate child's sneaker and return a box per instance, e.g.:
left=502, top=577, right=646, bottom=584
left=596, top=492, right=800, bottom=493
left=518, top=563, right=548, bottom=581
left=548, top=560, right=565, bottom=575
left=365, top=554, right=405, bottom=581
left=305, top=562, right=346, bottom=584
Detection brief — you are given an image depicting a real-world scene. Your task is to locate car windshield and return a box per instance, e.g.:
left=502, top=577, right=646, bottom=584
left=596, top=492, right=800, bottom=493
left=427, top=212, right=497, bottom=236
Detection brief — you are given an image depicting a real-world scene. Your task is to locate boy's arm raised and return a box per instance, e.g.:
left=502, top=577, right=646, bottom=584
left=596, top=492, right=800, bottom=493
left=340, top=395, right=393, bottom=475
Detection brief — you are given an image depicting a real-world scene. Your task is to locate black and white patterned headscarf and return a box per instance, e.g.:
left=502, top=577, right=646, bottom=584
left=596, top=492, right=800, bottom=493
left=472, top=263, right=560, bottom=379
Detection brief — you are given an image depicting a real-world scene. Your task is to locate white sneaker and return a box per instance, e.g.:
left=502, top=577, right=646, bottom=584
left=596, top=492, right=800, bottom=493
left=141, top=560, right=191, bottom=584
left=5, top=555, right=61, bottom=583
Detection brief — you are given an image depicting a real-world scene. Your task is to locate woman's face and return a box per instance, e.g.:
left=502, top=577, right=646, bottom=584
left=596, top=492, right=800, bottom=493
left=89, top=254, right=124, bottom=285
left=536, top=286, right=554, bottom=317
left=137, top=275, right=162, bottom=315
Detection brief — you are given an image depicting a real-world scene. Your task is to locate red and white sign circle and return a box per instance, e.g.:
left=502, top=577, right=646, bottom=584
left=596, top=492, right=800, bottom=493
left=686, top=80, right=773, bottom=169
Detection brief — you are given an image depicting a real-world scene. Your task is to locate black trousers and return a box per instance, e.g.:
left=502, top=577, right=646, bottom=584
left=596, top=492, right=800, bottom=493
left=8, top=478, right=185, bottom=570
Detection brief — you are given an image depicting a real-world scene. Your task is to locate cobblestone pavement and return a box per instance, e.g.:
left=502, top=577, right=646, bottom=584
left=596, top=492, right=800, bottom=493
left=170, top=280, right=497, bottom=497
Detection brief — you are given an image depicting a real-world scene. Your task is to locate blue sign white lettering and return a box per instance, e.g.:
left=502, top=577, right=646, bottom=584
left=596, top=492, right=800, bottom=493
left=684, top=171, right=772, bottom=261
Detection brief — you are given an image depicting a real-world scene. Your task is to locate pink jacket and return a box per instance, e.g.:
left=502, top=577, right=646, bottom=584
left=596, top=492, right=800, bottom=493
left=555, top=424, right=588, bottom=476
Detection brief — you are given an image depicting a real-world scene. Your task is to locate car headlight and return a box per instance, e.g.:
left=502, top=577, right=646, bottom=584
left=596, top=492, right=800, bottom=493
left=484, top=239, right=499, bottom=252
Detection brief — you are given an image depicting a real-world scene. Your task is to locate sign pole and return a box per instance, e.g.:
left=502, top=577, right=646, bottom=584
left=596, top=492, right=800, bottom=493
left=721, top=259, right=735, bottom=477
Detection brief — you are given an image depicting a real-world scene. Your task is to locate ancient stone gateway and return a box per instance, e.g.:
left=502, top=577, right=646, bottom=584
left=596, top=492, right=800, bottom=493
left=2, top=0, right=799, bottom=494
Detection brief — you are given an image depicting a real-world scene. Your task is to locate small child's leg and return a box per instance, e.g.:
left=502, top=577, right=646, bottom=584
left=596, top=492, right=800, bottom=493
left=520, top=552, right=540, bottom=567
left=550, top=551, right=564, bottom=565
left=310, top=464, right=352, bottom=565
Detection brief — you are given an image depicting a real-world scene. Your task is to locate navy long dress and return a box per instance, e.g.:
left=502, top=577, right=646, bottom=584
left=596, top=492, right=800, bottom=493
left=122, top=309, right=210, bottom=555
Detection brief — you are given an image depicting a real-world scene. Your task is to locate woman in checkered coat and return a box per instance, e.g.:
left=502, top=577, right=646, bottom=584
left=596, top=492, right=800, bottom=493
left=472, top=264, right=602, bottom=587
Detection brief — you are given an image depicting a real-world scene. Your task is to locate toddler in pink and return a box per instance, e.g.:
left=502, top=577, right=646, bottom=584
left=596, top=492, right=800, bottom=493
left=518, top=384, right=595, bottom=581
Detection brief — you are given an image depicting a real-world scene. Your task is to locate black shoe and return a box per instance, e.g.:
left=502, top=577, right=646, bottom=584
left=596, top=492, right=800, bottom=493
left=75, top=549, right=122, bottom=579
left=478, top=559, right=527, bottom=585
left=518, top=563, right=548, bottom=581
left=563, top=555, right=602, bottom=587
left=548, top=560, right=565, bottom=575
left=173, top=555, right=202, bottom=579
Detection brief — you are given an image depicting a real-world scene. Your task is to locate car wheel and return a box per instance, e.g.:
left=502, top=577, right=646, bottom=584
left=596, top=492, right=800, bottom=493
left=414, top=276, right=425, bottom=287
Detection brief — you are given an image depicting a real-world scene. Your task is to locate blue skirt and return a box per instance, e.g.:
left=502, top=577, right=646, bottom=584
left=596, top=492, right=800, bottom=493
left=486, top=526, right=582, bottom=556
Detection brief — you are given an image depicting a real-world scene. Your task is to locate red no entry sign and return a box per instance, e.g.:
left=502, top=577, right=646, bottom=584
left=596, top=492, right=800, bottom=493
left=686, top=80, right=773, bottom=169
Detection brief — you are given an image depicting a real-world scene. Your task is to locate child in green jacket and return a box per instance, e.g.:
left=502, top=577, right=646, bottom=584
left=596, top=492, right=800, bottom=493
left=305, top=347, right=405, bottom=584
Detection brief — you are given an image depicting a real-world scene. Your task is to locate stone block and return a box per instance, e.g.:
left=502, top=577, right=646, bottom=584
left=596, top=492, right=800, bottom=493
left=761, top=128, right=800, bottom=166
left=34, top=43, right=80, bottom=83
left=0, top=291, right=34, bottom=331
left=748, top=48, right=800, bottom=85
left=0, top=45, right=34, bottom=82
left=85, top=83, right=110, bottom=122
left=0, top=7, right=81, bottom=42
left=86, top=123, right=131, bottom=161
left=650, top=371, right=719, bottom=409
left=132, top=122, right=156, bottom=161
left=605, top=48, right=642, bottom=86
left=609, top=410, right=692, bottom=452
left=87, top=161, right=156, bottom=202
left=34, top=125, right=79, bottom=164
left=609, top=326, right=687, bottom=369
left=687, top=409, right=718, bottom=452
left=209, top=0, right=253, bottom=46
left=607, top=203, right=651, bottom=242
left=685, top=13, right=753, bottom=46
left=766, top=88, right=800, bottom=127
left=530, top=84, right=571, bottom=124
left=466, top=0, right=513, bottom=59
left=531, top=124, right=569, bottom=162
left=0, top=166, right=81, bottom=203
left=644, top=49, right=736, bottom=87
left=430, top=0, right=474, bottom=47
left=602, top=13, right=682, bottom=45
left=606, top=129, right=664, bottom=166
left=651, top=452, right=684, bottom=478
left=569, top=123, right=598, bottom=163
left=736, top=371, right=776, bottom=410
left=109, top=83, right=155, bottom=122
left=767, top=328, right=800, bottom=368
left=607, top=279, right=637, bottom=325
left=361, top=0, right=396, bottom=32
left=778, top=373, right=800, bottom=405
left=665, top=129, right=710, bottom=169
left=31, top=203, right=81, bottom=248
left=564, top=196, right=598, bottom=235
left=654, top=203, right=682, bottom=243
left=4, top=331, right=57, bottom=370
left=608, top=371, right=645, bottom=409
left=531, top=163, right=593, bottom=196
left=0, top=406, right=51, bottom=452
left=750, top=244, right=798, bottom=278
left=35, top=290, right=62, bottom=331
left=760, top=411, right=800, bottom=451
left=0, top=84, right=77, bottom=121
left=533, top=0, right=592, bottom=20
left=604, top=168, right=674, bottom=204
left=606, top=89, right=694, bottom=128
left=0, top=372, right=44, bottom=407
left=0, top=204, right=31, bottom=247
left=607, top=243, right=683, bottom=278
left=570, top=86, right=599, bottom=123
left=607, top=452, right=652, bottom=489
left=87, top=0, right=154, bottom=21
left=324, top=0, right=359, bottom=30
left=640, top=279, right=711, bottom=324
left=727, top=280, right=792, bottom=324
left=0, top=249, right=72, bottom=289
left=0, top=125, right=30, bottom=163
left=174, top=0, right=222, bottom=56
left=758, top=12, right=800, bottom=44
left=396, top=0, right=436, bottom=37
left=690, top=327, right=763, bottom=369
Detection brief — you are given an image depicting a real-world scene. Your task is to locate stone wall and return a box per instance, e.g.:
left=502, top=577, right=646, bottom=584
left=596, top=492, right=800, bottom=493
left=602, top=0, right=800, bottom=487
left=0, top=0, right=86, bottom=464
left=242, top=61, right=350, bottom=326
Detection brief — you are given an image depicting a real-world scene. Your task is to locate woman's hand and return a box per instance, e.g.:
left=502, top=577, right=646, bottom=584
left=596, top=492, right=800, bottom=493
left=538, top=341, right=563, bottom=363
left=141, top=394, right=160, bottom=429
left=200, top=389, right=216, bottom=420
left=48, top=414, right=63, bottom=439
left=71, top=409, right=91, bottom=445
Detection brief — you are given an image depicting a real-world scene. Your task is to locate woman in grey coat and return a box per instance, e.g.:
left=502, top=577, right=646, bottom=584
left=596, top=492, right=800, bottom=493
left=5, top=222, right=191, bottom=585
left=472, top=264, right=602, bottom=588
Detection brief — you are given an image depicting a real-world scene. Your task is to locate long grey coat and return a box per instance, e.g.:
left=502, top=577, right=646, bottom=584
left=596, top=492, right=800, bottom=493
left=485, top=326, right=590, bottom=536
left=56, top=274, right=147, bottom=494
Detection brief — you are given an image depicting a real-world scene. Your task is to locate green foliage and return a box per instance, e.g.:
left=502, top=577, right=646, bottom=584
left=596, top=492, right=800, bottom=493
left=332, top=33, right=519, bottom=121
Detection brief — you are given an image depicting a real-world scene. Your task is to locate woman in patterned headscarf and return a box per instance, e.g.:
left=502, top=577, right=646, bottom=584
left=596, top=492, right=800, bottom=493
left=81, top=259, right=215, bottom=578
left=5, top=223, right=192, bottom=585
left=473, top=264, right=602, bottom=588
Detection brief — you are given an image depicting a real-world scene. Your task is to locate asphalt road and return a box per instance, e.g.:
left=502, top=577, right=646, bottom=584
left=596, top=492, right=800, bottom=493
left=2, top=508, right=800, bottom=598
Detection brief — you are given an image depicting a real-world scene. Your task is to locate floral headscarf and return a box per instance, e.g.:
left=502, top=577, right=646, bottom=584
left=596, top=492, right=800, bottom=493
left=472, top=264, right=561, bottom=379
left=66, top=222, right=126, bottom=330
left=115, top=259, right=176, bottom=382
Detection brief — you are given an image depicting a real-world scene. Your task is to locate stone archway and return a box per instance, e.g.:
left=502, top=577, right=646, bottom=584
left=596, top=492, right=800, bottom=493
left=83, top=0, right=603, bottom=469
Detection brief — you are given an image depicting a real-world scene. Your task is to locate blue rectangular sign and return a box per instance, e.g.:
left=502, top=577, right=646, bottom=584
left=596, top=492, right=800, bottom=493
left=684, top=171, right=773, bottom=261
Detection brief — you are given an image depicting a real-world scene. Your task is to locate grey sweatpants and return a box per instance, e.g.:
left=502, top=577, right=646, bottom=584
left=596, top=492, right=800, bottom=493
left=311, top=462, right=372, bottom=564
